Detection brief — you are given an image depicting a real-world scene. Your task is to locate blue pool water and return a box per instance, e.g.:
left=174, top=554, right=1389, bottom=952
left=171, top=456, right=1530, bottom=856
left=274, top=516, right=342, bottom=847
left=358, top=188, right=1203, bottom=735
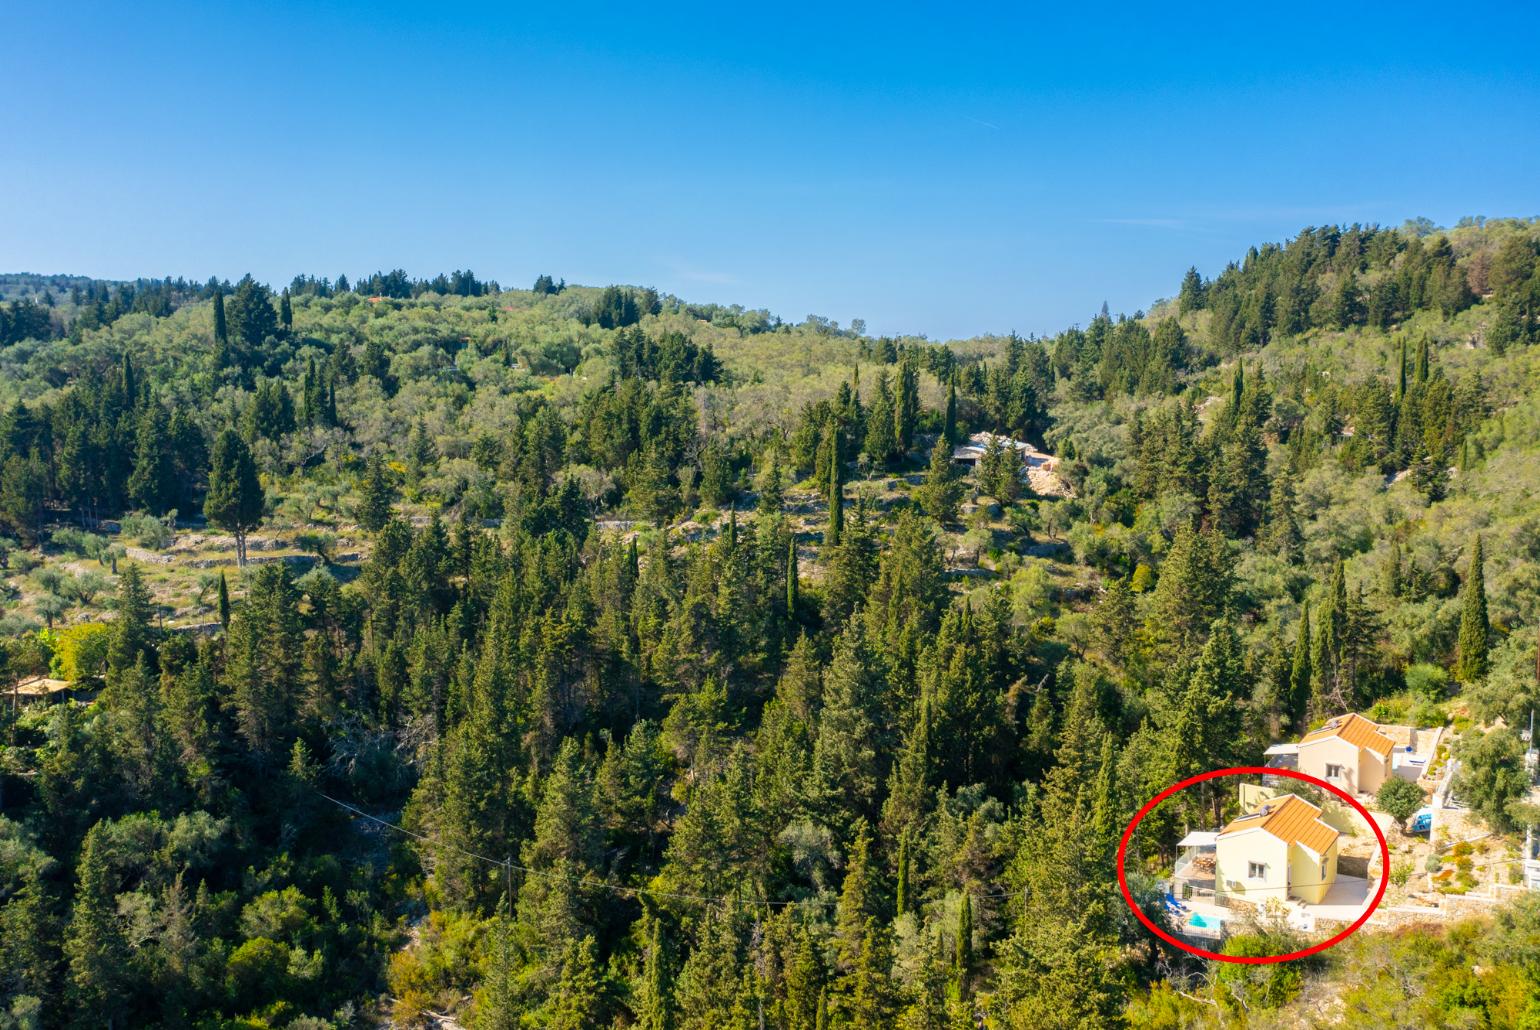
left=1188, top=913, right=1214, bottom=928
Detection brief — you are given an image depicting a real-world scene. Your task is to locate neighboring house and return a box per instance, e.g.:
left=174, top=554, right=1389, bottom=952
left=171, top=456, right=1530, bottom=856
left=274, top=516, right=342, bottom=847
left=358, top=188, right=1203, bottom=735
left=1296, top=712, right=1395, bottom=796
left=950, top=431, right=1054, bottom=470
left=1215, top=793, right=1340, bottom=905
left=11, top=676, right=72, bottom=706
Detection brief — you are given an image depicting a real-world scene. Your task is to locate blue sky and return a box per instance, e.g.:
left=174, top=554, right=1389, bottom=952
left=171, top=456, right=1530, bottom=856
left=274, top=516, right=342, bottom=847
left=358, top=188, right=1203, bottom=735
left=3, top=2, right=1537, bottom=340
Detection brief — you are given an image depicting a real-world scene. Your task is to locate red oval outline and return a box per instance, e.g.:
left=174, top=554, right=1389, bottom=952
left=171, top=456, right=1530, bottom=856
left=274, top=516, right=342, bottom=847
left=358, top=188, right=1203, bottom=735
left=1116, top=765, right=1390, bottom=964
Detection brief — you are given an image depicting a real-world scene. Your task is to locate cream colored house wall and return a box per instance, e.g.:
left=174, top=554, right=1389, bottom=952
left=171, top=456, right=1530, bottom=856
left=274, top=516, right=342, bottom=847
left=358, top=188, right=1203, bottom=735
left=1288, top=839, right=1338, bottom=904
left=1357, top=749, right=1388, bottom=795
left=1298, top=737, right=1361, bottom=793
left=1316, top=800, right=1360, bottom=835
left=1215, top=831, right=1289, bottom=901
left=1238, top=783, right=1281, bottom=811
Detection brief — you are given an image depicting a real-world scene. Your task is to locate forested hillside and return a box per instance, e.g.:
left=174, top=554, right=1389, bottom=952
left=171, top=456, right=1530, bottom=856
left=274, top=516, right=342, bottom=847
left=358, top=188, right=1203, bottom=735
left=1, top=217, right=1539, bottom=1028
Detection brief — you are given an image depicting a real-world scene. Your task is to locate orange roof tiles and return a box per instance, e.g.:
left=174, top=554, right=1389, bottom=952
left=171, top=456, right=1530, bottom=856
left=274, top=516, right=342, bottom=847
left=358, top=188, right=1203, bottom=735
left=1299, top=712, right=1394, bottom=758
left=1219, top=794, right=1339, bottom=857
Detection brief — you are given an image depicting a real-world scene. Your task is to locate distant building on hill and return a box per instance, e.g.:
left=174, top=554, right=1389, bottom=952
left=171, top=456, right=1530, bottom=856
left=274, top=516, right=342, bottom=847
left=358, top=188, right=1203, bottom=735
left=12, top=676, right=73, bottom=706
left=950, top=431, right=1054, bottom=470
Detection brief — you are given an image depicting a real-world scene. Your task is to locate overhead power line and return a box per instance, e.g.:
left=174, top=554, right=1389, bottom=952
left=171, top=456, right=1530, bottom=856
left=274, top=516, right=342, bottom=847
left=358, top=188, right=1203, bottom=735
left=316, top=789, right=1023, bottom=909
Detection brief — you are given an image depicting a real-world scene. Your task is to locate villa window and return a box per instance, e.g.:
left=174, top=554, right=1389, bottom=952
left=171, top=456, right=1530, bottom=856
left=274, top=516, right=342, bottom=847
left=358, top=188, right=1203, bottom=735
left=1247, top=862, right=1267, bottom=880
left=1325, top=763, right=1344, bottom=780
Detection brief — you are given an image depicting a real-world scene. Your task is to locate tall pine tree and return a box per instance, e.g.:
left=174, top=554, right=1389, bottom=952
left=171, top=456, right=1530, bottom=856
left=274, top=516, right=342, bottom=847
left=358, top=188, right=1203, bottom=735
left=1456, top=534, right=1490, bottom=682
left=204, top=429, right=264, bottom=565
left=826, top=430, right=844, bottom=547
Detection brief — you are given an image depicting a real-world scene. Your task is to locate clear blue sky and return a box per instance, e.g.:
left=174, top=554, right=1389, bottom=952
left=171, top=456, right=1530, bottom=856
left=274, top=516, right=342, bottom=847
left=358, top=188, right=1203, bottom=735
left=3, top=2, right=1537, bottom=340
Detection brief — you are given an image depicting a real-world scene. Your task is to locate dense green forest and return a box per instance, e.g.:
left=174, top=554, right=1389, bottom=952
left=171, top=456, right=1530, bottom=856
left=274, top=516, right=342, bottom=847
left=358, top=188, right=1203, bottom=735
left=1, top=217, right=1540, bottom=1028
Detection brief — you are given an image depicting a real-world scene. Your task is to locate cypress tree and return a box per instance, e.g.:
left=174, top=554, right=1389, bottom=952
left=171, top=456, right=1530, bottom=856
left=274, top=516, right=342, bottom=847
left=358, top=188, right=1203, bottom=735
left=1311, top=605, right=1338, bottom=719
left=3, top=869, right=56, bottom=1006
left=358, top=453, right=395, bottom=533
left=217, top=570, right=230, bottom=629
left=1089, top=732, right=1119, bottom=860
left=1289, top=603, right=1311, bottom=729
left=882, top=694, right=932, bottom=840
left=477, top=902, right=520, bottom=1030
left=300, top=355, right=323, bottom=424
left=128, top=405, right=176, bottom=514
left=107, top=563, right=155, bottom=676
left=845, top=364, right=866, bottom=456
left=953, top=893, right=973, bottom=996
left=204, top=428, right=264, bottom=565
left=514, top=738, right=602, bottom=972
left=0, top=451, right=47, bottom=546
left=895, top=831, right=911, bottom=916
left=917, top=437, right=962, bottom=525
left=786, top=538, right=799, bottom=619
left=834, top=822, right=879, bottom=962
left=1262, top=470, right=1303, bottom=561
left=119, top=351, right=137, bottom=405
left=1456, top=534, right=1490, bottom=682
left=826, top=430, right=844, bottom=547
left=812, top=623, right=884, bottom=819
left=638, top=913, right=672, bottom=1030
left=1022, top=683, right=1057, bottom=779
left=943, top=374, right=958, bottom=445
left=1178, top=266, right=1206, bottom=313
left=279, top=287, right=293, bottom=331
left=865, top=372, right=896, bottom=467
left=895, top=358, right=919, bottom=455
left=64, top=825, right=129, bottom=1022
left=226, top=564, right=303, bottom=756
left=1327, top=560, right=1349, bottom=641
left=758, top=452, right=785, bottom=515
left=213, top=288, right=227, bottom=347
left=1384, top=539, right=1404, bottom=598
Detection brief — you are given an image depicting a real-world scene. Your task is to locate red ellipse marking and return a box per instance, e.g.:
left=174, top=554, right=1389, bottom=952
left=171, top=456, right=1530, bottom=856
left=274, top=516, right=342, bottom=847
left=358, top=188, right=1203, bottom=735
left=1116, top=765, right=1390, bottom=964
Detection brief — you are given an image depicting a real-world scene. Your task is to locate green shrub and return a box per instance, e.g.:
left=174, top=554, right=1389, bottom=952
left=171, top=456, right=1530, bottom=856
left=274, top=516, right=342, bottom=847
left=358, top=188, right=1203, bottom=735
left=1404, top=662, right=1449, bottom=702
left=1376, top=778, right=1425, bottom=823
left=49, top=622, right=109, bottom=682
left=295, top=531, right=336, bottom=562
left=1129, top=562, right=1153, bottom=592
left=119, top=512, right=176, bottom=549
left=1215, top=934, right=1304, bottom=1010
left=1408, top=700, right=1447, bottom=728
left=51, top=528, right=106, bottom=559
left=1369, top=697, right=1408, bottom=723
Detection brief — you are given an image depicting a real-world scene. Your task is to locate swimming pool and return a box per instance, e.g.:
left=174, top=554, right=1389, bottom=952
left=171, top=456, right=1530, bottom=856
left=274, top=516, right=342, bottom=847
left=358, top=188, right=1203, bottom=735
left=1188, top=912, right=1218, bottom=929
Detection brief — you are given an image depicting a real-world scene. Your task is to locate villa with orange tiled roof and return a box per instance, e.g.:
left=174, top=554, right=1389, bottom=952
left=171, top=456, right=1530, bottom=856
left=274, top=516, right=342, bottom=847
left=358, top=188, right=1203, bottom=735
left=1296, top=712, right=1395, bottom=796
left=1215, top=793, right=1340, bottom=905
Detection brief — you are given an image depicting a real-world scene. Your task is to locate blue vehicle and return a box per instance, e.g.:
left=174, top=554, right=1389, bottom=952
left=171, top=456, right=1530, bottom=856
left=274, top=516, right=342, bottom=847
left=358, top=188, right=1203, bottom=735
left=1408, top=808, right=1433, bottom=834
